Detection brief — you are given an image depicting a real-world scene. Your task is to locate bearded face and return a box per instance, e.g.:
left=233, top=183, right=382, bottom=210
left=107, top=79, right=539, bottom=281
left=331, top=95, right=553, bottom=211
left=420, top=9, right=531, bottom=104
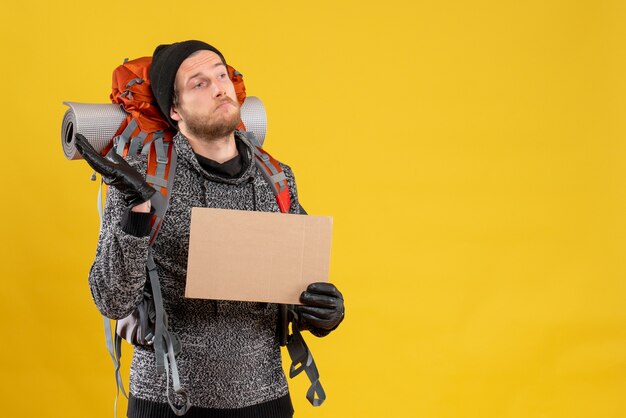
left=178, top=95, right=241, bottom=141
left=170, top=50, right=241, bottom=142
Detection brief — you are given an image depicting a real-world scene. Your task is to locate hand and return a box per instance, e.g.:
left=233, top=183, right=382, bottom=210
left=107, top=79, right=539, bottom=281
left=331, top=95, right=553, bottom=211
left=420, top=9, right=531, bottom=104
left=74, top=133, right=155, bottom=207
left=297, top=282, right=344, bottom=336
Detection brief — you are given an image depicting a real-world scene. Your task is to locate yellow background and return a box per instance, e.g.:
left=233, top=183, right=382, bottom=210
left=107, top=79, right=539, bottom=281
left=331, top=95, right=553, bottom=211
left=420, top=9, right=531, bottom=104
left=1, top=0, right=625, bottom=417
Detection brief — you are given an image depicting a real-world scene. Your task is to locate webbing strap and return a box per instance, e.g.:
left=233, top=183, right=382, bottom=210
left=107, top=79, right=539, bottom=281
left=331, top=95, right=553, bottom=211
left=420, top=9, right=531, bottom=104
left=254, top=149, right=286, bottom=191
left=163, top=331, right=191, bottom=415
left=97, top=179, right=104, bottom=231
left=126, top=77, right=143, bottom=88
left=98, top=108, right=183, bottom=412
left=256, top=151, right=275, bottom=171
left=243, top=131, right=290, bottom=196
left=113, top=333, right=127, bottom=413
left=153, top=134, right=168, bottom=164
left=140, top=137, right=156, bottom=155
left=144, top=146, right=188, bottom=414
left=152, top=134, right=169, bottom=195
left=145, top=175, right=168, bottom=188
left=286, top=320, right=326, bottom=406
left=147, top=250, right=166, bottom=374
left=148, top=144, right=177, bottom=243
left=270, top=171, right=287, bottom=186
left=128, top=134, right=144, bottom=156
left=251, top=153, right=290, bottom=209
left=243, top=132, right=322, bottom=405
left=120, top=78, right=143, bottom=101
left=243, top=131, right=261, bottom=147
left=100, top=138, right=182, bottom=415
left=98, top=177, right=131, bottom=418
left=115, top=119, right=138, bottom=156
left=147, top=249, right=190, bottom=414
left=104, top=318, right=129, bottom=395
left=103, top=317, right=128, bottom=418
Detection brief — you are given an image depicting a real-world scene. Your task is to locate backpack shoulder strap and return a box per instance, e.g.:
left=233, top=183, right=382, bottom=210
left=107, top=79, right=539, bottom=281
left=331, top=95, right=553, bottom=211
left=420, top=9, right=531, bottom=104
left=243, top=131, right=291, bottom=213
left=142, top=136, right=191, bottom=414
left=247, top=133, right=326, bottom=406
left=103, top=130, right=190, bottom=416
left=286, top=318, right=326, bottom=406
left=144, top=132, right=176, bottom=244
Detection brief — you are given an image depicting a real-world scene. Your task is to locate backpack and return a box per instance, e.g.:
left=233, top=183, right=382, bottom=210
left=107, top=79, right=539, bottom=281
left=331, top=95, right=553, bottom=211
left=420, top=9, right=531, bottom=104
left=72, top=56, right=325, bottom=415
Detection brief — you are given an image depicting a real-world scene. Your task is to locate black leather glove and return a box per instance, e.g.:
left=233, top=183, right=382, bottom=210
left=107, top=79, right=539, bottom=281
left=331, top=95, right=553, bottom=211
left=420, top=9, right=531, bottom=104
left=297, top=282, right=344, bottom=337
left=74, top=133, right=155, bottom=207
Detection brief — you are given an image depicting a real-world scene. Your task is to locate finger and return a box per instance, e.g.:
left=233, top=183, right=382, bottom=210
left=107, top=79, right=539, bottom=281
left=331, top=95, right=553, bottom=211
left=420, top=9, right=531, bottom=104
left=75, top=134, right=114, bottom=175
left=300, top=313, right=337, bottom=330
left=306, top=282, right=343, bottom=299
left=300, top=291, right=339, bottom=308
left=107, top=152, right=141, bottom=182
left=74, top=133, right=99, bottom=157
left=81, top=150, right=112, bottom=175
left=107, top=151, right=131, bottom=167
left=298, top=306, right=336, bottom=320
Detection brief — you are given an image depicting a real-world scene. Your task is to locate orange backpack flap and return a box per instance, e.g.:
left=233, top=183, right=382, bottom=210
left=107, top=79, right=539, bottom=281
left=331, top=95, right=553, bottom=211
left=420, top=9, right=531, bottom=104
left=228, top=65, right=246, bottom=131
left=111, top=57, right=171, bottom=134
left=228, top=65, right=246, bottom=105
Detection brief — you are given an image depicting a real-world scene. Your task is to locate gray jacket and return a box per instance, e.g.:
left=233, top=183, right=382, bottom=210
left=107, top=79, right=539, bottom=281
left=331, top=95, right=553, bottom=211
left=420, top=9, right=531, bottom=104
left=88, top=131, right=301, bottom=408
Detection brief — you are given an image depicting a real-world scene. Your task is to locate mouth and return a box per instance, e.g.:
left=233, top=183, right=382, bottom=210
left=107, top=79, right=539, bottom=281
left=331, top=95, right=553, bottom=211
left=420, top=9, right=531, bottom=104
left=216, top=99, right=235, bottom=110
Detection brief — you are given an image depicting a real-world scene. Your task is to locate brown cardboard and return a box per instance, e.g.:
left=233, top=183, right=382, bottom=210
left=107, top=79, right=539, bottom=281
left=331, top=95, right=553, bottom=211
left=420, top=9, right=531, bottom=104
left=185, top=208, right=333, bottom=305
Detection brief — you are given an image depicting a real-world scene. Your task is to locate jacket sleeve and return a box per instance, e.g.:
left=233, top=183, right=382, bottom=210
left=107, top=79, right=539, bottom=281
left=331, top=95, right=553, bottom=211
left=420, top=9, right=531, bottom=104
left=88, top=158, right=150, bottom=320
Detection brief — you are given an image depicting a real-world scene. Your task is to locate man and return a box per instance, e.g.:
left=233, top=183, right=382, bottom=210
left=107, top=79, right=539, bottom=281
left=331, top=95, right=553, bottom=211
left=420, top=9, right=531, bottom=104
left=76, top=40, right=344, bottom=418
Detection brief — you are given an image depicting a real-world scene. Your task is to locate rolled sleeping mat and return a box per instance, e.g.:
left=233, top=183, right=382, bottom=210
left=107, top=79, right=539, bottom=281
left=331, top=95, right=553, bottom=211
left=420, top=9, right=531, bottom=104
left=61, top=102, right=126, bottom=160
left=61, top=96, right=268, bottom=160
left=239, top=97, right=267, bottom=146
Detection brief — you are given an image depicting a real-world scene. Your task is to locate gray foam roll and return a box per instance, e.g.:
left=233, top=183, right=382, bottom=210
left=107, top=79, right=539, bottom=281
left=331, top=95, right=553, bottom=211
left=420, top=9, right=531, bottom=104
left=61, top=102, right=127, bottom=160
left=61, top=96, right=267, bottom=160
left=240, top=97, right=267, bottom=146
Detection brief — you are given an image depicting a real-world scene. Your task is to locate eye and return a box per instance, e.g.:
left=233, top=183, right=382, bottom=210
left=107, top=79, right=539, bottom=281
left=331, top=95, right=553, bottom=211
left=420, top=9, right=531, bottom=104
left=194, top=81, right=206, bottom=89
left=218, top=73, right=228, bottom=79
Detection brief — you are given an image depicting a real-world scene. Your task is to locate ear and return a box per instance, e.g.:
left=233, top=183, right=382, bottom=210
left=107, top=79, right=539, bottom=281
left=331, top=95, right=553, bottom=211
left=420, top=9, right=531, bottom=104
left=170, top=105, right=182, bottom=123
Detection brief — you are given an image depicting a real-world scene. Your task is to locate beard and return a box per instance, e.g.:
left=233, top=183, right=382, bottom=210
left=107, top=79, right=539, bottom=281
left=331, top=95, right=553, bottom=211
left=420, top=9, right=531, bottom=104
left=182, top=98, right=241, bottom=141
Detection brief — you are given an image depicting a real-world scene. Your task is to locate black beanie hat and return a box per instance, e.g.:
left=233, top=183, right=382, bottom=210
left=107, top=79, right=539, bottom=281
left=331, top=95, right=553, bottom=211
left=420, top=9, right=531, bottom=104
left=149, top=40, right=226, bottom=127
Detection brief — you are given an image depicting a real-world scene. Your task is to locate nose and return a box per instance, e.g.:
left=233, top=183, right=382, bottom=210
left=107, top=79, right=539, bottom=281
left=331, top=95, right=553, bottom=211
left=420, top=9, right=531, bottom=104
left=211, top=83, right=225, bottom=98
left=211, top=78, right=227, bottom=99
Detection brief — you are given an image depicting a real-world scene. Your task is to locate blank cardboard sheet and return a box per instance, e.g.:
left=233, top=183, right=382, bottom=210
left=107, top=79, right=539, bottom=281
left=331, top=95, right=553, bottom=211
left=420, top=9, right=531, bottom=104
left=185, top=208, right=333, bottom=305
